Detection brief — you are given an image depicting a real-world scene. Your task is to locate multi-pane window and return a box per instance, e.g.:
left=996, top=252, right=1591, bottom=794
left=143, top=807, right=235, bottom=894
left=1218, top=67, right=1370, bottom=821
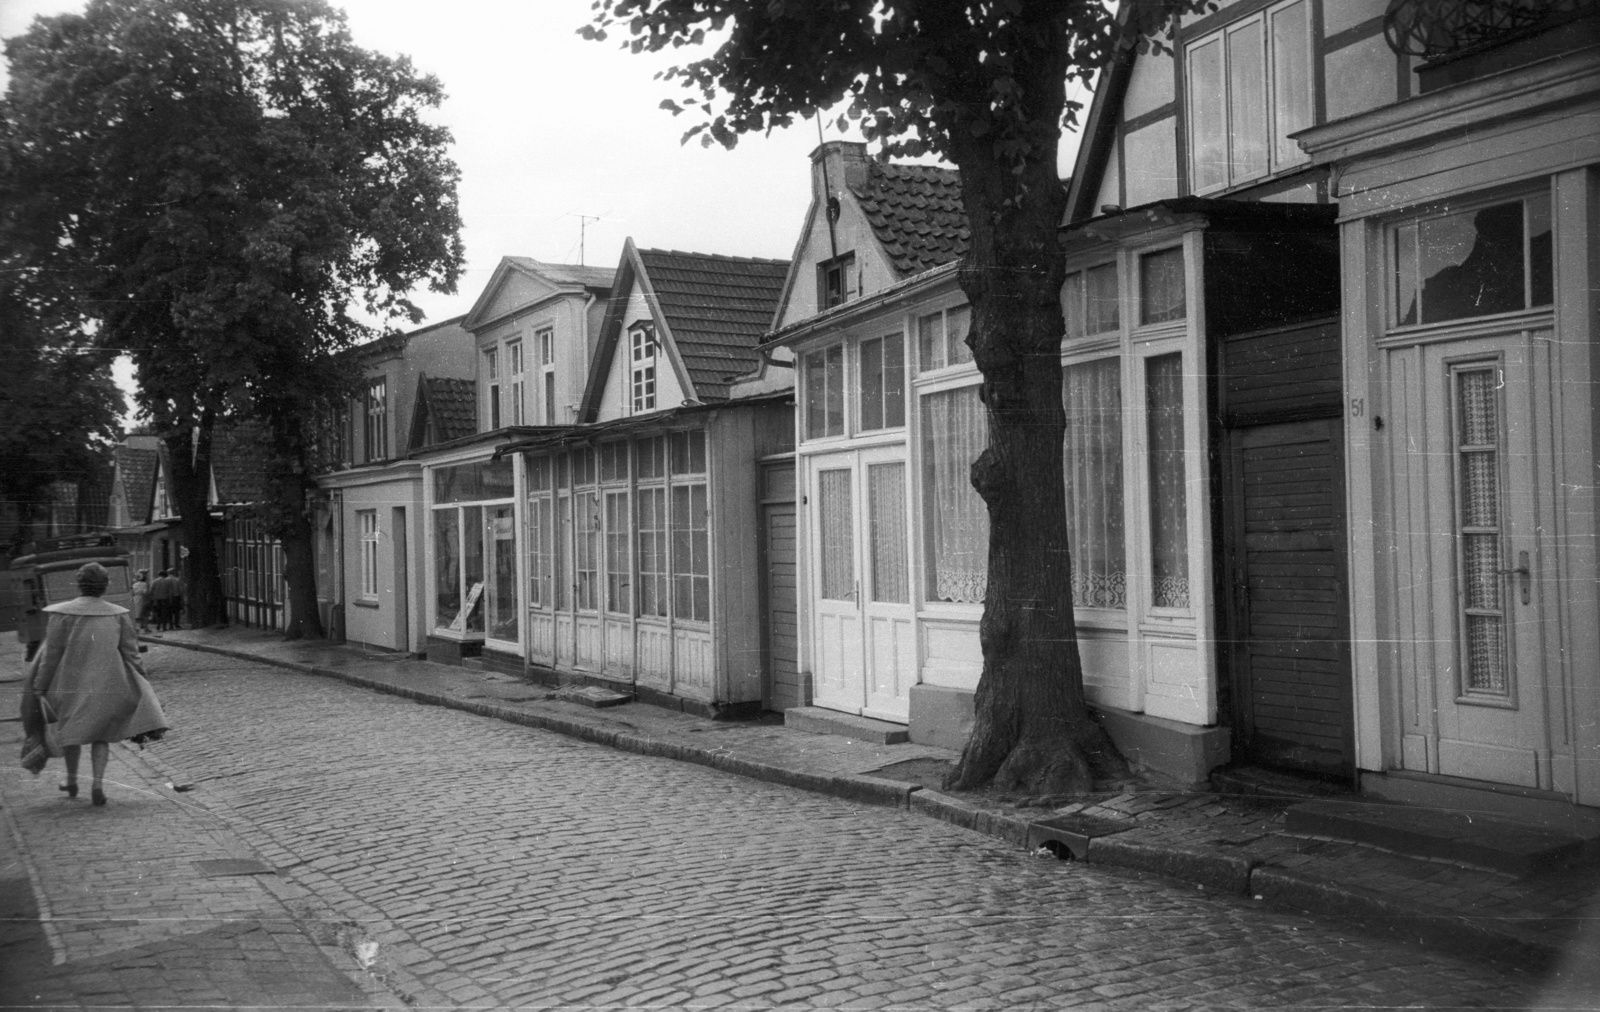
left=527, top=456, right=551, bottom=608
left=804, top=344, right=846, bottom=439
left=858, top=334, right=905, bottom=432
left=605, top=491, right=631, bottom=613
left=484, top=348, right=501, bottom=430
left=917, top=305, right=973, bottom=372
left=631, top=325, right=657, bottom=412
left=538, top=328, right=556, bottom=425
left=1392, top=191, right=1553, bottom=328
left=1063, top=359, right=1126, bottom=609
left=921, top=384, right=989, bottom=604
left=819, top=252, right=857, bottom=310
left=1185, top=0, right=1312, bottom=193
left=431, top=459, right=513, bottom=636
left=358, top=510, right=379, bottom=600
left=671, top=483, right=710, bottom=622
left=1140, top=248, right=1186, bottom=325
left=508, top=341, right=525, bottom=426
left=364, top=379, right=387, bottom=462
left=1064, top=263, right=1121, bottom=339
left=636, top=486, right=669, bottom=616
left=575, top=490, right=600, bottom=611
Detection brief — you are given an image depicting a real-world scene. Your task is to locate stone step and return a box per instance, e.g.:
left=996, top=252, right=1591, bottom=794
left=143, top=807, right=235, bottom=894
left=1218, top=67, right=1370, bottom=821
left=783, top=706, right=909, bottom=745
left=1286, top=799, right=1600, bottom=876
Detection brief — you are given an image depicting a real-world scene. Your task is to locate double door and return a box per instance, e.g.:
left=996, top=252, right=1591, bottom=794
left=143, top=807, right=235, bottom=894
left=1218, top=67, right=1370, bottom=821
left=808, top=447, right=915, bottom=721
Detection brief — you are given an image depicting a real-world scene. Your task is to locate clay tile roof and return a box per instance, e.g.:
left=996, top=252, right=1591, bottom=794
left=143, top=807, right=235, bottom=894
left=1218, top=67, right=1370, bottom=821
left=637, top=249, right=791, bottom=401
left=422, top=376, right=478, bottom=444
left=851, top=162, right=969, bottom=276
left=504, top=257, right=616, bottom=290
left=209, top=421, right=273, bottom=505
left=115, top=446, right=158, bottom=525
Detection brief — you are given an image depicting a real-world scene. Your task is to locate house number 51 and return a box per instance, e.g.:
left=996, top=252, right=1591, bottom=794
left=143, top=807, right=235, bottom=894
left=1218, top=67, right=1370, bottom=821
left=1349, top=397, right=1364, bottom=418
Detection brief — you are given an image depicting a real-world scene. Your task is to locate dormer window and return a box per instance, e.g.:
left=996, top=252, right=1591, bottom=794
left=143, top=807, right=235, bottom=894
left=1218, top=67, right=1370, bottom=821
left=819, top=252, right=857, bottom=310
left=630, top=323, right=657, bottom=413
left=1185, top=0, right=1313, bottom=194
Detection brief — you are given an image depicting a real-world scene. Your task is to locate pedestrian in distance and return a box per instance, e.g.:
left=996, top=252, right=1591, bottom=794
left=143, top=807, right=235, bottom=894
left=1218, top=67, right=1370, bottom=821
left=131, top=569, right=150, bottom=632
left=26, top=562, right=168, bottom=806
left=149, top=569, right=175, bottom=630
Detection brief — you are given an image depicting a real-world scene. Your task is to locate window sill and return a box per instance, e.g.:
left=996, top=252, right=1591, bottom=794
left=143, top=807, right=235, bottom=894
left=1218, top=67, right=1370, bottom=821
left=1378, top=307, right=1554, bottom=347
left=353, top=599, right=381, bottom=610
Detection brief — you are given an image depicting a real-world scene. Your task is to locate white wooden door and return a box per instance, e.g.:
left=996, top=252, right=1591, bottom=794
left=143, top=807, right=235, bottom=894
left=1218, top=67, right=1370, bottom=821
left=809, top=454, right=863, bottom=713
left=807, top=448, right=915, bottom=720
left=1410, top=334, right=1555, bottom=788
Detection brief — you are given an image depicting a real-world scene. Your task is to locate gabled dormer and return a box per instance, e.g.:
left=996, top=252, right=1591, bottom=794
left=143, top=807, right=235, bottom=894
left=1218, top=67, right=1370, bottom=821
left=462, top=257, right=613, bottom=431
left=1066, top=0, right=1429, bottom=222
left=581, top=239, right=789, bottom=422
left=771, top=141, right=967, bottom=332
left=151, top=450, right=174, bottom=521
left=408, top=374, right=477, bottom=451
left=109, top=439, right=159, bottom=528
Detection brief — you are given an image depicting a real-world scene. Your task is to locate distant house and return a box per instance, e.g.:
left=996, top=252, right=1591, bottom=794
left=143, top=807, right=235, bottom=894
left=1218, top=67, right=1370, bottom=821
left=106, top=435, right=182, bottom=583
left=210, top=421, right=288, bottom=631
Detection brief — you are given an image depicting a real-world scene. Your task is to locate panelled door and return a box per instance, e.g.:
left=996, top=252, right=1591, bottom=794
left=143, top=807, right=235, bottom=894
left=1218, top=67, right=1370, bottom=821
left=1402, top=334, right=1555, bottom=788
left=807, top=447, right=915, bottom=720
left=1224, top=417, right=1353, bottom=778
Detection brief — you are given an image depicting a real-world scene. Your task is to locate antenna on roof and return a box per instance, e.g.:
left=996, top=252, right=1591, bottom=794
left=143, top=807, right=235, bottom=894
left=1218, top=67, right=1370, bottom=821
left=566, top=212, right=609, bottom=265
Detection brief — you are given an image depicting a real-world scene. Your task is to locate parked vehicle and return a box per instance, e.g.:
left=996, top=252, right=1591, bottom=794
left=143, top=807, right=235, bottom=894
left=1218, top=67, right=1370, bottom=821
left=3, top=537, right=132, bottom=659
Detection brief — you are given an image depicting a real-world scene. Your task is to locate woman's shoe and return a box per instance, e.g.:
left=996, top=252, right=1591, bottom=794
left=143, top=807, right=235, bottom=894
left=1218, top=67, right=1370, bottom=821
left=58, top=783, right=77, bottom=799
left=91, top=788, right=106, bottom=807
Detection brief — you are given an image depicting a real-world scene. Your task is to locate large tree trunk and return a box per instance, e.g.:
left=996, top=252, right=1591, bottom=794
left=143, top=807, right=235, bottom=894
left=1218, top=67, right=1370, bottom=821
left=163, top=414, right=225, bottom=628
left=944, top=30, right=1125, bottom=796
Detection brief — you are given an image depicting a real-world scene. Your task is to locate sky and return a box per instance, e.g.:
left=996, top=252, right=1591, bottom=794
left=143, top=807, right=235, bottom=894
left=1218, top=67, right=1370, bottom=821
left=0, top=0, right=1092, bottom=415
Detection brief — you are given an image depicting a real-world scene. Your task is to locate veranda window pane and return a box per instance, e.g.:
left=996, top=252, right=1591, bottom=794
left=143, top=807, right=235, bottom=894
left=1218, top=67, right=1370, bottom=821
left=825, top=344, right=845, bottom=434
left=489, top=507, right=516, bottom=641
left=1086, top=263, right=1120, bottom=335
left=860, top=338, right=885, bottom=431
left=1141, top=248, right=1186, bottom=325
left=918, top=312, right=946, bottom=371
left=805, top=350, right=826, bottom=439
left=1146, top=354, right=1190, bottom=609
left=947, top=306, right=973, bottom=364
left=1188, top=37, right=1227, bottom=192
left=1063, top=359, right=1126, bottom=609
left=868, top=462, right=909, bottom=604
left=575, top=492, right=599, bottom=611
left=1271, top=1, right=1312, bottom=168
left=555, top=495, right=570, bottom=610
left=1529, top=192, right=1553, bottom=308
left=605, top=491, right=630, bottom=614
left=884, top=333, right=905, bottom=427
left=636, top=487, right=668, bottom=617
left=671, top=483, right=710, bottom=621
left=921, top=386, right=988, bottom=604
left=1395, top=223, right=1420, bottom=326
left=434, top=509, right=459, bottom=628
left=1063, top=273, right=1086, bottom=340
left=463, top=505, right=485, bottom=633
left=1419, top=200, right=1526, bottom=324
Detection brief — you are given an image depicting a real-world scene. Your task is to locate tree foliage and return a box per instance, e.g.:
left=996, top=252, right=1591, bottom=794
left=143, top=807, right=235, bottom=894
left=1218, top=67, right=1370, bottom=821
left=586, top=0, right=1204, bottom=795
left=2, top=0, right=465, bottom=632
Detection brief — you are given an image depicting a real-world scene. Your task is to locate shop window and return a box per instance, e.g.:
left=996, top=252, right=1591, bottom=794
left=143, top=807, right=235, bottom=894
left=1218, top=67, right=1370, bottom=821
left=804, top=345, right=845, bottom=439
left=358, top=510, right=379, bottom=600
left=920, top=385, right=989, bottom=604
left=432, top=459, right=513, bottom=636
left=917, top=305, right=972, bottom=372
left=858, top=333, right=905, bottom=432
left=1140, top=248, right=1186, bottom=326
left=1392, top=191, right=1553, bottom=327
left=671, top=483, right=710, bottom=622
left=1185, top=0, right=1312, bottom=193
left=1063, top=359, right=1126, bottom=609
left=818, top=252, right=856, bottom=310
left=1064, top=263, right=1120, bottom=340
left=488, top=506, right=516, bottom=641
left=1146, top=353, right=1190, bottom=609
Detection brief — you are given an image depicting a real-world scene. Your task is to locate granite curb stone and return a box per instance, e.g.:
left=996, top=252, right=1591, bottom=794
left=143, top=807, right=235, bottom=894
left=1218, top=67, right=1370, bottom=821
left=147, top=632, right=1570, bottom=963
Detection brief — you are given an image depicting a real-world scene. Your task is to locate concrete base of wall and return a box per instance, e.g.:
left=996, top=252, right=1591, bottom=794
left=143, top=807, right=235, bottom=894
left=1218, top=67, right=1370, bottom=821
left=525, top=665, right=760, bottom=721
left=424, top=636, right=481, bottom=666
left=908, top=684, right=974, bottom=751
left=905, top=687, right=1230, bottom=788
left=784, top=706, right=909, bottom=744
left=1092, top=705, right=1231, bottom=790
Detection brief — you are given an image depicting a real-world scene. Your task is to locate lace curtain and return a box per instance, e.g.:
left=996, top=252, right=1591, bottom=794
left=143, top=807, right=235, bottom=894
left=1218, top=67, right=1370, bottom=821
left=818, top=469, right=854, bottom=601
left=921, top=386, right=988, bottom=604
left=1063, top=359, right=1126, bottom=609
left=1146, top=354, right=1190, bottom=608
left=868, top=462, right=909, bottom=604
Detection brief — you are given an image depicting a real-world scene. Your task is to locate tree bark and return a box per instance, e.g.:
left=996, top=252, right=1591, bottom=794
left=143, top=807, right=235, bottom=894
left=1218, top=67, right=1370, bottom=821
left=163, top=414, right=225, bottom=628
left=943, top=31, right=1126, bottom=796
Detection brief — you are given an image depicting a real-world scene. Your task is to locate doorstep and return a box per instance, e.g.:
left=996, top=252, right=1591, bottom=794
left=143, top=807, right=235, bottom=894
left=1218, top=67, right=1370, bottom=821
left=784, top=706, right=909, bottom=745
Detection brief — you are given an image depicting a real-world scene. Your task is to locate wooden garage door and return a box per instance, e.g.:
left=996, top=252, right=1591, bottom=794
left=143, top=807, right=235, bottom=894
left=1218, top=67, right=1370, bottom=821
left=1225, top=418, right=1353, bottom=778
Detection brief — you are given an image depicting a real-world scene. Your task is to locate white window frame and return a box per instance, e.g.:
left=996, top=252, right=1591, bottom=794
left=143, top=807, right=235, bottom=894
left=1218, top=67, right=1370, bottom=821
left=802, top=343, right=848, bottom=442
left=537, top=328, right=557, bottom=425
left=630, top=324, right=657, bottom=414
left=364, top=378, right=387, bottom=463
left=508, top=339, right=525, bottom=426
left=484, top=347, right=501, bottom=431
left=1184, top=0, right=1314, bottom=195
left=358, top=510, right=379, bottom=601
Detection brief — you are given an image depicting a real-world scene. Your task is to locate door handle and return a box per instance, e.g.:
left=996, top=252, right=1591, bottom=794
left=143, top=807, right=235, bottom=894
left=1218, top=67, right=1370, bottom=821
left=1498, top=551, right=1531, bottom=606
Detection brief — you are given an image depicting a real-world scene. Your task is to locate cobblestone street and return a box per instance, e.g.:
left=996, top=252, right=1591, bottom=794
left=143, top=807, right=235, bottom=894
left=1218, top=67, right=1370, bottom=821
left=0, top=642, right=1555, bottom=1008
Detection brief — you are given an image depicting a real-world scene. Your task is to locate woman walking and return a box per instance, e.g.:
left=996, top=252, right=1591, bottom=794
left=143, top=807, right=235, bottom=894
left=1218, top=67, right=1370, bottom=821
left=131, top=569, right=151, bottom=632
left=28, top=562, right=168, bottom=806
